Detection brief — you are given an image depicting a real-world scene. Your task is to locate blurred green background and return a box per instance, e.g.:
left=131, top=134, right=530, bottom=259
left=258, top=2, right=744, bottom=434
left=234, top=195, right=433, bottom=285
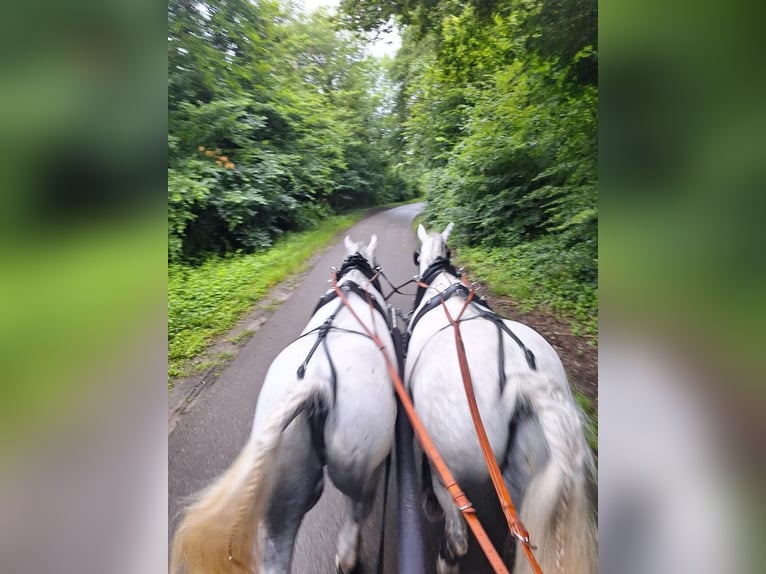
left=0, top=0, right=166, bottom=450
left=601, top=0, right=764, bottom=566
left=600, top=0, right=765, bottom=382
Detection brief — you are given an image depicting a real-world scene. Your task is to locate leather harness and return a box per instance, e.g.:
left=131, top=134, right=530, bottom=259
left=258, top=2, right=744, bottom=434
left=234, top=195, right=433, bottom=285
left=293, top=254, right=544, bottom=574
left=406, top=257, right=543, bottom=574
left=294, top=254, right=389, bottom=403
left=408, top=260, right=537, bottom=388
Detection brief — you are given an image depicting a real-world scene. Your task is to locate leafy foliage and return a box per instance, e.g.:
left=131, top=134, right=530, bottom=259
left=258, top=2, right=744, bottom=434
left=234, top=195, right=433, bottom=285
left=343, top=0, right=598, bottom=329
left=169, top=2, right=415, bottom=262
left=458, top=238, right=597, bottom=335
left=168, top=0, right=597, bottom=375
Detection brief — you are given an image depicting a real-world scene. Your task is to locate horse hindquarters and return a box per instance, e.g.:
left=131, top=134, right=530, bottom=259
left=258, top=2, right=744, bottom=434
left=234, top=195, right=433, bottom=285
left=261, top=411, right=325, bottom=574
left=324, top=364, right=396, bottom=573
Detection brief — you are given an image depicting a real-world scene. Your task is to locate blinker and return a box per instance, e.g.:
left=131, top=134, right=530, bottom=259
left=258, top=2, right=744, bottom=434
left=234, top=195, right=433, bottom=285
left=413, top=251, right=420, bottom=266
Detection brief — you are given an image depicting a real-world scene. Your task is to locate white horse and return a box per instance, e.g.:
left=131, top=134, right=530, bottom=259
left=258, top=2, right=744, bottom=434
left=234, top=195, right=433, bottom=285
left=171, top=235, right=397, bottom=574
left=406, top=223, right=596, bottom=574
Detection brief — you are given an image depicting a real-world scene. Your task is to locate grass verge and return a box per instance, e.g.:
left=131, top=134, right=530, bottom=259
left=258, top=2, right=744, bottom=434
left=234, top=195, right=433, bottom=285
left=575, top=392, right=598, bottom=456
left=456, top=242, right=597, bottom=337
left=168, top=212, right=364, bottom=381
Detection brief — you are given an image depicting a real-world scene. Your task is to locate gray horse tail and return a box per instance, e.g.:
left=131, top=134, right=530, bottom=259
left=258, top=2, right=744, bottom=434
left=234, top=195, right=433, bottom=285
left=170, top=381, right=325, bottom=574
left=514, top=373, right=597, bottom=574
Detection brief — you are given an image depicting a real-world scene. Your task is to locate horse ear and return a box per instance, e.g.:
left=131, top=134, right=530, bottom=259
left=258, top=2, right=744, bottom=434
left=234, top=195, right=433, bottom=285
left=344, top=235, right=354, bottom=251
left=417, top=223, right=428, bottom=243
left=442, top=222, right=454, bottom=242
left=368, top=234, right=378, bottom=253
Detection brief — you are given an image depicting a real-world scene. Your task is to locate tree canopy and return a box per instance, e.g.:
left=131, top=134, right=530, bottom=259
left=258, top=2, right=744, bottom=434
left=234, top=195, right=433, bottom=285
left=341, top=0, right=598, bottom=294
left=169, top=0, right=597, bottom=322
left=169, top=1, right=411, bottom=261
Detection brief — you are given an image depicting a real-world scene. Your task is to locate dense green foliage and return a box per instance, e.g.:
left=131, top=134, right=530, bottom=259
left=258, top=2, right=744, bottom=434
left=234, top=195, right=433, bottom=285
left=168, top=0, right=597, bottom=375
left=169, top=1, right=411, bottom=262
left=343, top=0, right=598, bottom=328
left=459, top=241, right=597, bottom=335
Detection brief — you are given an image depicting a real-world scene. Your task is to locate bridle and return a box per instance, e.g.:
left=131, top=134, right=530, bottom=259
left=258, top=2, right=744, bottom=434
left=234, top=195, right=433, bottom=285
left=336, top=252, right=383, bottom=294
left=412, top=256, right=462, bottom=310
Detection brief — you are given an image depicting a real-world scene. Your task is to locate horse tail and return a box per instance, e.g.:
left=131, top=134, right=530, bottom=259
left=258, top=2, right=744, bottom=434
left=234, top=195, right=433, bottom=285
left=170, top=381, right=325, bottom=574
left=514, top=374, right=597, bottom=574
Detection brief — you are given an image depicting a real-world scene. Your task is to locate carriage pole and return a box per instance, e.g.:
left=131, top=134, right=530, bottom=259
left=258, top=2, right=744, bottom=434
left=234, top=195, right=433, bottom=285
left=391, top=314, right=426, bottom=574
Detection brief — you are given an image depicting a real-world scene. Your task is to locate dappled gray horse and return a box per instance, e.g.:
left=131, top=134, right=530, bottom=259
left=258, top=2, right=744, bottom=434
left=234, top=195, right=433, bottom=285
left=406, top=223, right=596, bottom=574
left=171, top=235, right=396, bottom=574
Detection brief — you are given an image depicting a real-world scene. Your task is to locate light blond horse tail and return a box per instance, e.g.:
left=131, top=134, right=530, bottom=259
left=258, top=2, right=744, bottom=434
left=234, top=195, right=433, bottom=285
left=514, top=374, right=597, bottom=574
left=170, top=383, right=323, bottom=574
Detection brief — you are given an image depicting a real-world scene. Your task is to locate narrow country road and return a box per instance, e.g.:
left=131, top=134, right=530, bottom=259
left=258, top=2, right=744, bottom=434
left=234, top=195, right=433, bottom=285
left=169, top=203, right=426, bottom=573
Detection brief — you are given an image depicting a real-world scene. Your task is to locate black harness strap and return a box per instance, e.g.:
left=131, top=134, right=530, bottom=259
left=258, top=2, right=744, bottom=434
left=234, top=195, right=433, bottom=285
left=297, top=279, right=389, bottom=402
left=410, top=303, right=536, bottom=372
left=409, top=283, right=490, bottom=333
left=475, top=308, right=537, bottom=371
left=377, top=269, right=418, bottom=301
left=296, top=300, right=345, bottom=399
left=407, top=260, right=537, bottom=394
left=412, top=257, right=463, bottom=310
left=312, top=282, right=389, bottom=326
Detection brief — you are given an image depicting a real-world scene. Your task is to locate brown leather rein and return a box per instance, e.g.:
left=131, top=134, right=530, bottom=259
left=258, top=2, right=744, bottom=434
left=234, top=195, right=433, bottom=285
left=431, top=274, right=543, bottom=574
left=332, top=270, right=542, bottom=574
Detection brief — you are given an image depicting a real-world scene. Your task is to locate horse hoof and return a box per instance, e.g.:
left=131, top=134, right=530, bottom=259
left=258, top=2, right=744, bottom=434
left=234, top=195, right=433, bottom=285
left=335, top=554, right=358, bottom=574
left=436, top=555, right=460, bottom=574
left=422, top=492, right=444, bottom=522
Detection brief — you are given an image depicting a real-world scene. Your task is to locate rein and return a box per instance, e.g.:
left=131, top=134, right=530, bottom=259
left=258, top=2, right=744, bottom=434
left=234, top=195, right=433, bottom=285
left=330, top=270, right=513, bottom=574
left=439, top=279, right=543, bottom=574
left=377, top=268, right=418, bottom=301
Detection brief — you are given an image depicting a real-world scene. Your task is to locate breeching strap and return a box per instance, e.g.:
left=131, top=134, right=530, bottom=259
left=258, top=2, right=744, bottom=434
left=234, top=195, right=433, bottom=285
left=331, top=272, right=510, bottom=574
left=439, top=277, right=543, bottom=574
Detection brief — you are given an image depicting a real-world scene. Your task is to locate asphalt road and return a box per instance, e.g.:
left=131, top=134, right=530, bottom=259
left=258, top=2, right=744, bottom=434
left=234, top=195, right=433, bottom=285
left=169, top=203, right=428, bottom=573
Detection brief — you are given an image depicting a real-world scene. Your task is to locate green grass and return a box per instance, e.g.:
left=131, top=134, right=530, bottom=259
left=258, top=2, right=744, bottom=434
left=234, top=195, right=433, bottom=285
left=168, top=212, right=364, bottom=380
left=184, top=351, right=237, bottom=379
left=457, top=241, right=597, bottom=337
left=226, top=329, right=255, bottom=345
left=575, top=392, right=598, bottom=455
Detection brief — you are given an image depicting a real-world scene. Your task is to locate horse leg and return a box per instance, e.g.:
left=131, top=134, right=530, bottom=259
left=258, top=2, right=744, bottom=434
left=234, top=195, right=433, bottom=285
left=332, top=460, right=385, bottom=574
left=420, top=453, right=444, bottom=521
left=432, top=473, right=468, bottom=574
left=261, top=414, right=325, bottom=574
